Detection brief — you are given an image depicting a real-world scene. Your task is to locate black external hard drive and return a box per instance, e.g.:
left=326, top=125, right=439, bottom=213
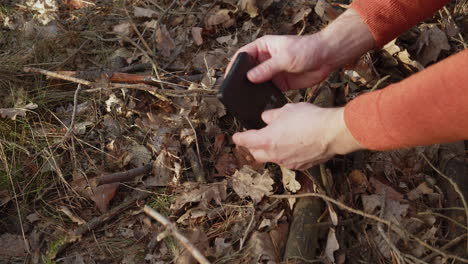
left=218, top=52, right=288, bottom=129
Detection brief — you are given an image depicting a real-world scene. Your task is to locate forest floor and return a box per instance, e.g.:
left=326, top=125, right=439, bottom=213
left=0, top=0, right=467, bottom=263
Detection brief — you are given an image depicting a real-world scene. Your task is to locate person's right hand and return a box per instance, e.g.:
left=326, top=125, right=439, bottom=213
left=225, top=9, right=375, bottom=91
left=226, top=34, right=332, bottom=91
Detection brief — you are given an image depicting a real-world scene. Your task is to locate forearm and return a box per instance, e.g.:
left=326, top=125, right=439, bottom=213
left=318, top=8, right=375, bottom=70
left=344, top=50, right=468, bottom=150
left=350, top=0, right=450, bottom=47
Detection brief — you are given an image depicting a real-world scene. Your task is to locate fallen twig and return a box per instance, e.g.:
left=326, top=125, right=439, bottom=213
left=23, top=67, right=93, bottom=86
left=144, top=205, right=210, bottom=264
left=96, top=163, right=153, bottom=186
left=423, top=234, right=467, bottom=262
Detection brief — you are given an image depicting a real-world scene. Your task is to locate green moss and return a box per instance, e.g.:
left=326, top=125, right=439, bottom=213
left=42, top=235, right=71, bottom=264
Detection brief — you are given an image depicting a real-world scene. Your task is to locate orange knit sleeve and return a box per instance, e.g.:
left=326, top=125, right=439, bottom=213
left=344, top=50, right=468, bottom=150
left=350, top=0, right=450, bottom=47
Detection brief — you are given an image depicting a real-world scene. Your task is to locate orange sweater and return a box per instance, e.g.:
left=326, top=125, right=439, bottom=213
left=344, top=0, right=468, bottom=150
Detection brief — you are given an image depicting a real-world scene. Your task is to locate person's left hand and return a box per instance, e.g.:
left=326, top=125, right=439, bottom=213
left=232, top=103, right=362, bottom=170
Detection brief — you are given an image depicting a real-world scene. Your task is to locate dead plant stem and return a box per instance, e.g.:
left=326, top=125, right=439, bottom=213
left=144, top=205, right=210, bottom=264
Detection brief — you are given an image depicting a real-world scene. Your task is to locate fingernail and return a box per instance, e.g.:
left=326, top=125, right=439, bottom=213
left=232, top=133, right=239, bottom=144
left=247, top=69, right=258, bottom=81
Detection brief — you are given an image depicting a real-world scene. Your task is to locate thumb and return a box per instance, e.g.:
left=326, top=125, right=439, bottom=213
left=232, top=130, right=268, bottom=149
left=262, top=107, right=284, bottom=125
left=247, top=57, right=283, bottom=83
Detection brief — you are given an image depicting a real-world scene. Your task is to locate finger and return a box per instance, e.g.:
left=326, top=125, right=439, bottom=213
left=232, top=130, right=268, bottom=149
left=247, top=57, right=283, bottom=83
left=261, top=107, right=284, bottom=125
left=284, top=69, right=331, bottom=90
left=250, top=149, right=271, bottom=163
left=225, top=42, right=261, bottom=77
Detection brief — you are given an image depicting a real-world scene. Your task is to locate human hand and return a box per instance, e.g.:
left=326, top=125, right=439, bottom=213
left=226, top=34, right=332, bottom=91
left=226, top=9, right=375, bottom=91
left=232, top=103, right=362, bottom=170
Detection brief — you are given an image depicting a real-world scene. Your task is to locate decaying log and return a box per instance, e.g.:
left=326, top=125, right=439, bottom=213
left=284, top=171, right=323, bottom=263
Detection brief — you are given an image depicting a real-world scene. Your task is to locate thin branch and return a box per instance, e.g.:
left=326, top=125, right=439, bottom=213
left=144, top=205, right=210, bottom=264
left=423, top=234, right=467, bottom=262
left=23, top=67, right=92, bottom=86
left=97, top=163, right=153, bottom=186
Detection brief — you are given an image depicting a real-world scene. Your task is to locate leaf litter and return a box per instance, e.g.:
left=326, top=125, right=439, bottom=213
left=0, top=0, right=466, bottom=263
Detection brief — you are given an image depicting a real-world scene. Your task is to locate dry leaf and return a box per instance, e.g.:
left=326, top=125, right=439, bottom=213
left=156, top=24, right=175, bottom=58
left=325, top=228, right=340, bottom=263
left=0, top=103, right=38, bottom=120
left=280, top=166, right=301, bottom=193
left=409, top=226, right=437, bottom=257
left=25, top=0, right=58, bottom=25
left=257, top=0, right=274, bottom=9
left=292, top=7, right=311, bottom=25
left=146, top=150, right=175, bottom=187
left=171, top=181, right=227, bottom=210
left=407, top=182, right=433, bottom=201
left=315, top=0, right=340, bottom=23
left=247, top=232, right=281, bottom=263
left=415, top=25, right=450, bottom=66
left=204, top=9, right=233, bottom=29
left=216, top=34, right=237, bottom=45
left=126, top=144, right=152, bottom=167
left=191, top=27, right=203, bottom=46
left=240, top=0, right=259, bottom=18
left=349, top=170, right=367, bottom=185
left=0, top=233, right=27, bottom=257
left=63, top=0, right=93, bottom=9
left=362, top=194, right=409, bottom=224
left=91, top=183, right=119, bottom=213
left=134, top=7, right=158, bottom=18
left=231, top=165, right=273, bottom=204
left=214, top=237, right=232, bottom=258
left=370, top=177, right=404, bottom=201
left=349, top=170, right=368, bottom=194
left=175, top=227, right=209, bottom=264
left=233, top=145, right=264, bottom=171
left=113, top=22, right=133, bottom=38
left=397, top=49, right=424, bottom=71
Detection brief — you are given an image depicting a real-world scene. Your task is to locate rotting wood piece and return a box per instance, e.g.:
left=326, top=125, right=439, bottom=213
left=284, top=171, right=323, bottom=263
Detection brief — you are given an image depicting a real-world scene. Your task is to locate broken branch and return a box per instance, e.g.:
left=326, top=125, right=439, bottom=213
left=24, top=67, right=93, bottom=86
left=144, top=205, right=210, bottom=264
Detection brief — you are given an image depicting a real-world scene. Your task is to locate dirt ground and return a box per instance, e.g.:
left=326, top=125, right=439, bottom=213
left=0, top=0, right=467, bottom=263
